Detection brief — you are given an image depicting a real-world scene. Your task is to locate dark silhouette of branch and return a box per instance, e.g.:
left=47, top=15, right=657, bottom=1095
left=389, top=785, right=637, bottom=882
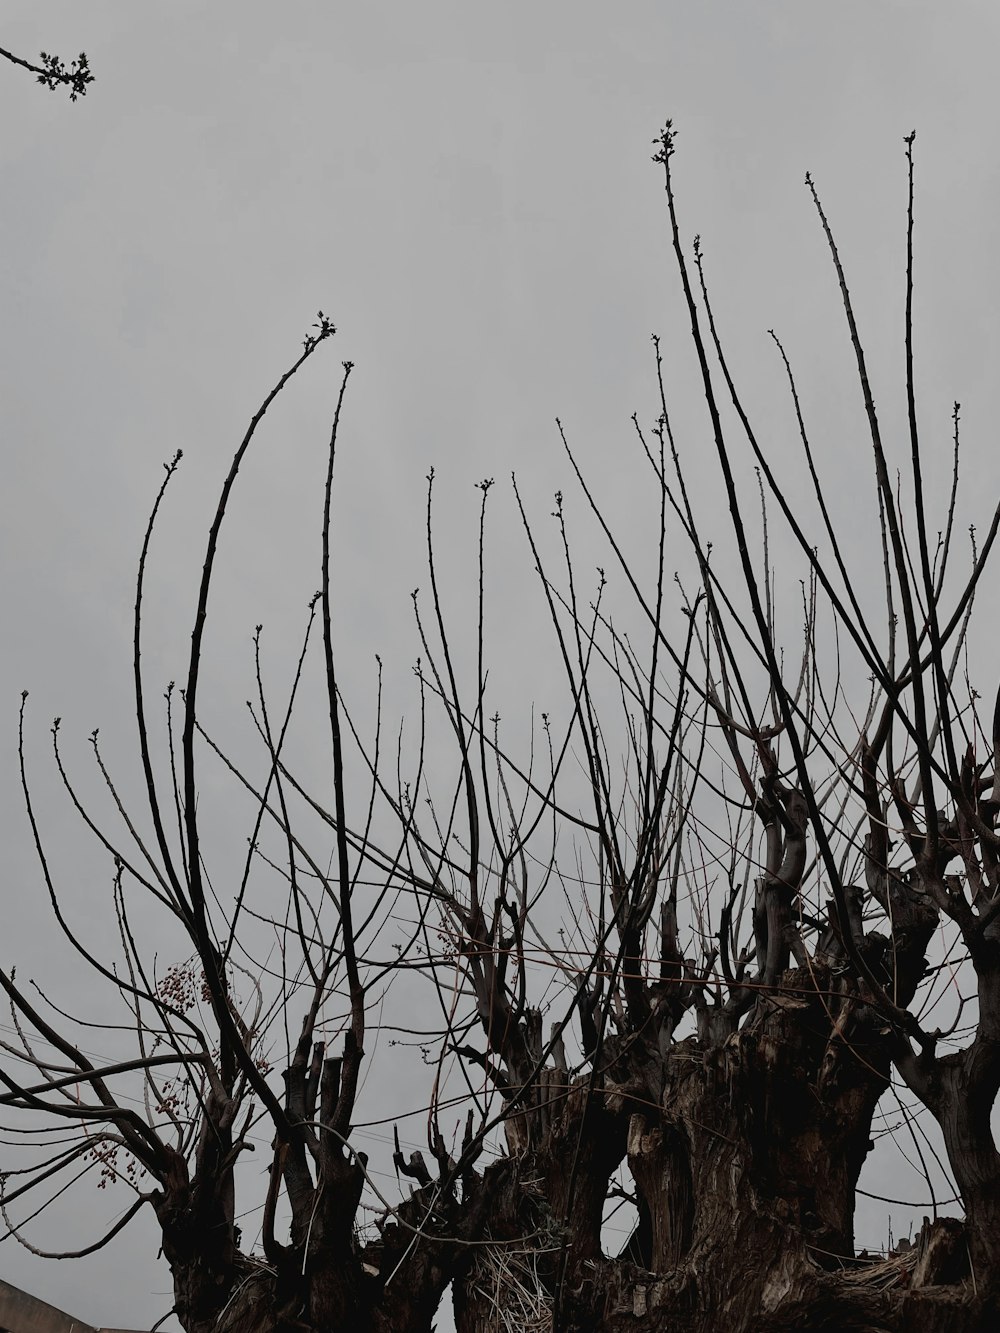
left=0, top=44, right=94, bottom=100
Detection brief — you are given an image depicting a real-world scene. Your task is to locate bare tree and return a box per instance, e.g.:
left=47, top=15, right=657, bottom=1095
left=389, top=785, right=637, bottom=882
left=4, top=127, right=999, bottom=1332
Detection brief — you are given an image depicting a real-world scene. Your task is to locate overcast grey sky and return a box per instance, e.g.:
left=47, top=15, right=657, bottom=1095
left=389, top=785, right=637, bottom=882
left=2, top=2, right=1000, bottom=1326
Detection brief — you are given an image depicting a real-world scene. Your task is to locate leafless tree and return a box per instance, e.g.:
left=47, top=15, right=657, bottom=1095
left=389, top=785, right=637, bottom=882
left=4, top=127, right=1000, bottom=1333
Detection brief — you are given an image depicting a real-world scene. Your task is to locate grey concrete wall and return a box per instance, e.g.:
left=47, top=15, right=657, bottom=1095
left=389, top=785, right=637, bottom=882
left=0, top=1280, right=147, bottom=1333
left=0, top=1278, right=97, bottom=1333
